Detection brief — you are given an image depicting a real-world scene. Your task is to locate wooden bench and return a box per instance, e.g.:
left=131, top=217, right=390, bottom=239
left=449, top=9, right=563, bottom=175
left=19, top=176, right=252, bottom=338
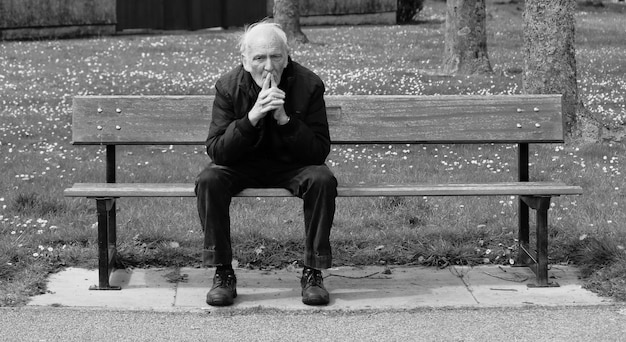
left=64, top=94, right=583, bottom=290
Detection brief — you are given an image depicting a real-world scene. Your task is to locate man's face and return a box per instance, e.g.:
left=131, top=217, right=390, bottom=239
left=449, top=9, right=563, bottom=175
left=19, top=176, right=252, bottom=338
left=242, top=30, right=288, bottom=88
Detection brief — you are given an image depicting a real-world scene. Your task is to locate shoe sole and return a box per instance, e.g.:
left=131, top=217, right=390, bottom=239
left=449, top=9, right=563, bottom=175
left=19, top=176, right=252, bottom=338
left=302, top=299, right=329, bottom=305
left=207, top=298, right=234, bottom=306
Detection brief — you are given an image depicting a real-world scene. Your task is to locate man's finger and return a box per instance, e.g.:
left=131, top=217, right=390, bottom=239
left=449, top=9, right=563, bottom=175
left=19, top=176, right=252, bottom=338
left=269, top=73, right=276, bottom=89
left=263, top=73, right=271, bottom=90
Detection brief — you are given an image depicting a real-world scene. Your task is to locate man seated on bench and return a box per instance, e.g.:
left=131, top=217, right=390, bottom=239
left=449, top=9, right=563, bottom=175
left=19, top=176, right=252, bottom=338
left=195, top=20, right=338, bottom=306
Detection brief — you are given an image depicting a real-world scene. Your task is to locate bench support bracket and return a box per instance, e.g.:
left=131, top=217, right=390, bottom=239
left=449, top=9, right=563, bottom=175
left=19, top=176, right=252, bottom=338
left=89, top=197, right=121, bottom=290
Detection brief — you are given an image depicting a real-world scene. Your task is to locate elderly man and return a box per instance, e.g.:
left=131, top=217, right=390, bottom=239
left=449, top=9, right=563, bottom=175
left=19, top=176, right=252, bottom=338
left=195, top=20, right=337, bottom=306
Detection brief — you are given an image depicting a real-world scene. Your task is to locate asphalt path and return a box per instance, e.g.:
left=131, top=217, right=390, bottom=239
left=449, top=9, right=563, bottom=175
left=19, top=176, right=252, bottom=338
left=2, top=305, right=625, bottom=341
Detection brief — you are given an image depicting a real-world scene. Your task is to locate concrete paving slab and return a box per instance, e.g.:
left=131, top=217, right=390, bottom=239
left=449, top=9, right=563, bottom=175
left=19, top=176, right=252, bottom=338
left=324, top=267, right=478, bottom=309
left=27, top=265, right=613, bottom=312
left=29, top=267, right=176, bottom=309
left=451, top=265, right=613, bottom=307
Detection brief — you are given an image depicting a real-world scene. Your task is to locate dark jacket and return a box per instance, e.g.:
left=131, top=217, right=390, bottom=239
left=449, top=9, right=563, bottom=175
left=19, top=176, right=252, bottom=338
left=206, top=59, right=331, bottom=167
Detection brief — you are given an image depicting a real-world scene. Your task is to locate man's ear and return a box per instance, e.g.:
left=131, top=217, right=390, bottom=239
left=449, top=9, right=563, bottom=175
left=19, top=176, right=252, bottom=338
left=241, top=54, right=251, bottom=72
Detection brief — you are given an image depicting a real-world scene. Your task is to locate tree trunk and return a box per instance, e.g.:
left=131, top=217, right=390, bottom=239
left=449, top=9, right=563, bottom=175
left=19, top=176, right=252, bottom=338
left=523, top=0, right=578, bottom=133
left=273, top=0, right=308, bottom=44
left=442, top=0, right=492, bottom=75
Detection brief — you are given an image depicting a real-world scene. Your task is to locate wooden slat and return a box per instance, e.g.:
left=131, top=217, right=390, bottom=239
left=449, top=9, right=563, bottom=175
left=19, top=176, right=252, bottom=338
left=72, top=96, right=212, bottom=145
left=327, top=95, right=564, bottom=143
left=71, top=94, right=565, bottom=145
left=64, top=182, right=583, bottom=198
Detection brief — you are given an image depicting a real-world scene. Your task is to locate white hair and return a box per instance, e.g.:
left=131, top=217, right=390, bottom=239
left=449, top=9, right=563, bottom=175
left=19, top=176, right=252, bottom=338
left=238, top=19, right=290, bottom=55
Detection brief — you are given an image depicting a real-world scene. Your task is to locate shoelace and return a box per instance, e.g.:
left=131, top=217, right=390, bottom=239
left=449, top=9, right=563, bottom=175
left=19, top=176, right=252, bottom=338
left=303, top=270, right=323, bottom=288
left=215, top=272, right=235, bottom=288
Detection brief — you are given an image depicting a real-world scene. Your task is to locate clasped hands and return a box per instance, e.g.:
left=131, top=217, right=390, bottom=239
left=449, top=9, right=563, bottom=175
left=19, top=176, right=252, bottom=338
left=248, top=73, right=289, bottom=127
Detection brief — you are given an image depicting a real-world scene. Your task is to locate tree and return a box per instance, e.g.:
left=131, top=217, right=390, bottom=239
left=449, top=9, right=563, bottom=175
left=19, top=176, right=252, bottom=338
left=442, top=0, right=492, bottom=75
left=273, top=0, right=308, bottom=44
left=523, top=0, right=579, bottom=133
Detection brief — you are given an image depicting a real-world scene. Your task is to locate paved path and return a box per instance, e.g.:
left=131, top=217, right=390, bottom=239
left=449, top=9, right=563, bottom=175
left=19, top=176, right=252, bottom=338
left=3, top=265, right=623, bottom=341
left=25, top=266, right=611, bottom=311
left=27, top=265, right=613, bottom=311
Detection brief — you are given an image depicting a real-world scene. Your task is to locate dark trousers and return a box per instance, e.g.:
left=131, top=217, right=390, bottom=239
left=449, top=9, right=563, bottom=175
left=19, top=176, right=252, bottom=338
left=195, top=161, right=337, bottom=269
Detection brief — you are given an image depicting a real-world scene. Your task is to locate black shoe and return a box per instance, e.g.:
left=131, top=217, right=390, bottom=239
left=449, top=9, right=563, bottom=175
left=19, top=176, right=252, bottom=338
left=301, top=267, right=329, bottom=306
left=206, top=269, right=237, bottom=306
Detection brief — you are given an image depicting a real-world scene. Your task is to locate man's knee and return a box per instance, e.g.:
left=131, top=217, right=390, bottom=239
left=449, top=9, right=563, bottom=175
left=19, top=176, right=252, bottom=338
left=307, top=165, right=338, bottom=190
left=196, top=165, right=230, bottom=194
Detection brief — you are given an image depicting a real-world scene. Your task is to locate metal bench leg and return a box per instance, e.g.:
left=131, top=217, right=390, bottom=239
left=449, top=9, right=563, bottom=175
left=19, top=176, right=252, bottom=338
left=520, top=196, right=559, bottom=287
left=516, top=143, right=532, bottom=267
left=515, top=198, right=531, bottom=266
left=90, top=198, right=121, bottom=290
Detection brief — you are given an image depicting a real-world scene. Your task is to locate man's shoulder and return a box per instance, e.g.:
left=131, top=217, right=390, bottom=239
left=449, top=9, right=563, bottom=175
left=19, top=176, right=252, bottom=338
left=290, top=61, right=323, bottom=85
left=216, top=65, right=245, bottom=88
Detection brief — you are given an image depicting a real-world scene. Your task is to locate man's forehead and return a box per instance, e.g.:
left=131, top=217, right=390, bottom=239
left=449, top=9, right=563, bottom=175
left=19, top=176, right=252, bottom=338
left=245, top=27, right=286, bottom=53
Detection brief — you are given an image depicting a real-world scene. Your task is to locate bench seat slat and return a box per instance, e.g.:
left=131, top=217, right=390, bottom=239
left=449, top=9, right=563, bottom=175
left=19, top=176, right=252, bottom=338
left=64, top=182, right=583, bottom=198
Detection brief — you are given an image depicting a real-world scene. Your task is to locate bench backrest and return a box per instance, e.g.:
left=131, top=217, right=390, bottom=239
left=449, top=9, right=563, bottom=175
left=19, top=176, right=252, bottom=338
left=71, top=95, right=565, bottom=146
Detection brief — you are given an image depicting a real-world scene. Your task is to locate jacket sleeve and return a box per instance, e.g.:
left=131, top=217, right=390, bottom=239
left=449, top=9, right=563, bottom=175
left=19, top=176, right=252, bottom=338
left=277, top=81, right=331, bottom=165
left=205, top=79, right=260, bottom=165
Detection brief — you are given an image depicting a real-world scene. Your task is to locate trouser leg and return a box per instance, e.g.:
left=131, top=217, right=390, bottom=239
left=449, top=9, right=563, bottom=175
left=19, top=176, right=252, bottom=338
left=195, top=163, right=258, bottom=266
left=278, top=165, right=338, bottom=269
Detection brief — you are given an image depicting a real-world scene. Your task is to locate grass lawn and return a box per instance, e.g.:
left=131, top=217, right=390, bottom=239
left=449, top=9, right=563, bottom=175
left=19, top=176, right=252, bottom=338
left=1, top=1, right=626, bottom=305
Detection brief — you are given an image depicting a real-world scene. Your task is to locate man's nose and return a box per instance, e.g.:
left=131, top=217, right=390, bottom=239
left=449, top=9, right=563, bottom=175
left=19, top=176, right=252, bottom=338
left=264, top=58, right=273, bottom=71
